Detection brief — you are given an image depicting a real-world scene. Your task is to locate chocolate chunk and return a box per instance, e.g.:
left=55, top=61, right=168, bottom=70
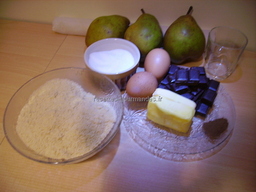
left=170, top=84, right=189, bottom=94
left=167, top=74, right=176, bottom=83
left=188, top=68, right=200, bottom=84
left=191, top=66, right=206, bottom=75
left=203, top=118, right=229, bottom=140
left=164, top=83, right=172, bottom=90
left=208, top=80, right=220, bottom=92
left=158, top=83, right=167, bottom=89
left=181, top=92, right=194, bottom=100
left=168, top=64, right=179, bottom=75
left=199, top=75, right=209, bottom=87
left=176, top=68, right=188, bottom=83
left=191, top=88, right=203, bottom=96
left=196, top=102, right=210, bottom=116
left=201, top=89, right=217, bottom=106
left=161, top=76, right=170, bottom=85
left=192, top=89, right=205, bottom=102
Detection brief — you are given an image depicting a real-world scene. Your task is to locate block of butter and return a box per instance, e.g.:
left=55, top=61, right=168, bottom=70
left=147, top=88, right=196, bottom=133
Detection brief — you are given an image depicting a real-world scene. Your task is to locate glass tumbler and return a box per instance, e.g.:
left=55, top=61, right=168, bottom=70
left=204, top=26, right=248, bottom=81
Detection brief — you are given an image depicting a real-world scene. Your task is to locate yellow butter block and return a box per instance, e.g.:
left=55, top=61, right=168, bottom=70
left=153, top=88, right=196, bottom=109
left=147, top=88, right=196, bottom=133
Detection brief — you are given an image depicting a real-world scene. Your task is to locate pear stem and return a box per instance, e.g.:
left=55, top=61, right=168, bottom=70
left=186, top=6, right=193, bottom=15
left=141, top=9, right=145, bottom=14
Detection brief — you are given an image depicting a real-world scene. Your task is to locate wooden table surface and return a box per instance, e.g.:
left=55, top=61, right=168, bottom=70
left=0, top=19, right=255, bottom=192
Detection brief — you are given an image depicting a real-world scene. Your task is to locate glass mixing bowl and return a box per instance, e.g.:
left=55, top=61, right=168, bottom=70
left=3, top=67, right=124, bottom=164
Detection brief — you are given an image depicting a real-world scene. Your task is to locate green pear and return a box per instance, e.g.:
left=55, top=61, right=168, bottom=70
left=85, top=15, right=130, bottom=46
left=124, top=9, right=163, bottom=57
left=163, top=6, right=205, bottom=64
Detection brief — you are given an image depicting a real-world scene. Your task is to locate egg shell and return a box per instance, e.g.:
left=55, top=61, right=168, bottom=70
left=126, top=71, right=158, bottom=98
left=144, top=48, right=171, bottom=80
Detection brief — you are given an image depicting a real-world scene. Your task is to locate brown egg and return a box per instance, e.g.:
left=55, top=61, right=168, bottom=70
left=144, top=48, right=171, bottom=80
left=126, top=71, right=158, bottom=98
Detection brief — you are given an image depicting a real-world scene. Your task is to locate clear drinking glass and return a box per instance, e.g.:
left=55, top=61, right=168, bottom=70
left=204, top=26, right=248, bottom=81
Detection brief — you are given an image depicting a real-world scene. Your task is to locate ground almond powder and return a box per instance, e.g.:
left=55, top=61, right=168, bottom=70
left=16, top=78, right=116, bottom=160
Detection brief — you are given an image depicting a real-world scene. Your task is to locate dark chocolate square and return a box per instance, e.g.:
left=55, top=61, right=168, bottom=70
left=167, top=74, right=176, bottom=83
left=196, top=102, right=210, bottom=116
left=176, top=68, right=188, bottom=83
left=168, top=64, right=179, bottom=75
left=191, top=67, right=206, bottom=75
left=170, top=84, right=189, bottom=94
left=188, top=68, right=200, bottom=84
left=158, top=84, right=167, bottom=89
left=199, top=75, right=209, bottom=87
left=208, top=80, right=220, bottom=92
left=201, top=89, right=217, bottom=106
left=192, top=89, right=205, bottom=102
left=191, top=88, right=202, bottom=96
left=161, top=76, right=169, bottom=85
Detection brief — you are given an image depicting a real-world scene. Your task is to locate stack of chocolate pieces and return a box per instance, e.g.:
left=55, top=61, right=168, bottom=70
left=158, top=65, right=220, bottom=116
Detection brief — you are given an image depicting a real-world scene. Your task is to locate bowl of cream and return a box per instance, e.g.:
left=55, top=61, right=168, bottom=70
left=84, top=38, right=140, bottom=90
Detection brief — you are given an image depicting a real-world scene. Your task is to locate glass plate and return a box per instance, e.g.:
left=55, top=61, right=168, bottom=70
left=122, top=85, right=236, bottom=161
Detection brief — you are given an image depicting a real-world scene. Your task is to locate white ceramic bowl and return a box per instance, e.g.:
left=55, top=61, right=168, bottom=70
left=84, top=38, right=140, bottom=90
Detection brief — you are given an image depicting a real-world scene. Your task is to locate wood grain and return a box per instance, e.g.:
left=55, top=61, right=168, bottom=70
left=0, top=19, right=255, bottom=192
